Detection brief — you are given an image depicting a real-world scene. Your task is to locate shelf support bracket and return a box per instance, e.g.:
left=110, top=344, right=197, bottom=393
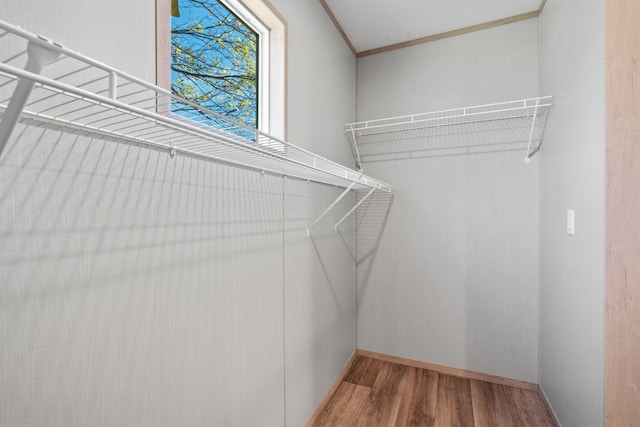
left=524, top=99, right=541, bottom=164
left=0, top=41, right=60, bottom=157
left=307, top=182, right=356, bottom=237
left=335, top=187, right=375, bottom=231
left=108, top=71, right=117, bottom=100
left=350, top=128, right=363, bottom=172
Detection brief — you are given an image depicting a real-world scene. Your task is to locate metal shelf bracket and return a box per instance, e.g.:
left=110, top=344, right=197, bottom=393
left=524, top=98, right=541, bottom=164
left=307, top=182, right=356, bottom=237
left=0, top=40, right=60, bottom=157
left=349, top=128, right=363, bottom=172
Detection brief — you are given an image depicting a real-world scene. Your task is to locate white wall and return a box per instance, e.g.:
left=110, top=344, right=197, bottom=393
left=269, top=1, right=357, bottom=424
left=283, top=180, right=356, bottom=426
left=539, top=0, right=606, bottom=425
left=357, top=20, right=539, bottom=120
left=274, top=0, right=356, bottom=166
left=355, top=19, right=541, bottom=382
left=1, top=128, right=287, bottom=426
left=0, top=1, right=357, bottom=426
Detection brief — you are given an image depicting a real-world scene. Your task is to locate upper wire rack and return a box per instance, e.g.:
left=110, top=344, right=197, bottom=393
left=0, top=20, right=393, bottom=193
left=345, top=96, right=553, bottom=167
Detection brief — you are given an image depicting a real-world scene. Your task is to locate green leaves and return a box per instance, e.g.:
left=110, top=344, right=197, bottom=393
left=171, top=0, right=258, bottom=127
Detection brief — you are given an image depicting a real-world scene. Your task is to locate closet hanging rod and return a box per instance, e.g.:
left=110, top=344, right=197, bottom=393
left=0, top=61, right=365, bottom=183
left=0, top=19, right=394, bottom=194
left=0, top=62, right=392, bottom=192
left=5, top=105, right=372, bottom=190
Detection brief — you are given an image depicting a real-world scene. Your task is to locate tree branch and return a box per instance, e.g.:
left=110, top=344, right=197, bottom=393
left=171, top=67, right=255, bottom=81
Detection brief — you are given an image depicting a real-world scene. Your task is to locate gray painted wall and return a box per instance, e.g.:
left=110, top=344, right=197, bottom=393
left=0, top=1, right=609, bottom=425
left=273, top=0, right=356, bottom=166
left=0, top=1, right=357, bottom=426
left=284, top=180, right=356, bottom=426
left=356, top=19, right=539, bottom=120
left=539, top=1, right=606, bottom=425
left=269, top=1, right=358, bottom=424
left=355, top=19, right=541, bottom=383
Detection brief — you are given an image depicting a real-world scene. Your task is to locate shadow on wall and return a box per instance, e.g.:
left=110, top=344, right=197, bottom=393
left=0, top=123, right=288, bottom=426
left=355, top=189, right=395, bottom=299
left=0, top=124, right=285, bottom=290
left=281, top=177, right=359, bottom=426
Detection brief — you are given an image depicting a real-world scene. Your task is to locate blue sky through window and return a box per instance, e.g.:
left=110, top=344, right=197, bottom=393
left=171, top=0, right=258, bottom=139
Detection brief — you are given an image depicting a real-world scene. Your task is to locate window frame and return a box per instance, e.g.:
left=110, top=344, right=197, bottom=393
left=220, top=0, right=269, bottom=132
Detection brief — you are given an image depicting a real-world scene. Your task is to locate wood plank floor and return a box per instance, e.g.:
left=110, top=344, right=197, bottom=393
left=310, top=355, right=556, bottom=426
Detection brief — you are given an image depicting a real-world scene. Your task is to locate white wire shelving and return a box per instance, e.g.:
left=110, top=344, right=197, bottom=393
left=345, top=96, right=554, bottom=168
left=0, top=19, right=394, bottom=235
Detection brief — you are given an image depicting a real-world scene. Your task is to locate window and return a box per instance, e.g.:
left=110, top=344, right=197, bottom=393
left=158, top=0, right=285, bottom=138
left=172, top=0, right=262, bottom=128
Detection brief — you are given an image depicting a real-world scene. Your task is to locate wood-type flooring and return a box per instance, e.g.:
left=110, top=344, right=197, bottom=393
left=309, top=355, right=556, bottom=426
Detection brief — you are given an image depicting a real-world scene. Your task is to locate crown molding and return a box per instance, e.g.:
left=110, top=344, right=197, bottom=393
left=318, top=0, right=356, bottom=55
left=319, top=0, right=548, bottom=58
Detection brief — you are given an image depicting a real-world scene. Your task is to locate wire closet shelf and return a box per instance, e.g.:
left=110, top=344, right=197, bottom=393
left=345, top=96, right=554, bottom=169
left=0, top=19, right=393, bottom=194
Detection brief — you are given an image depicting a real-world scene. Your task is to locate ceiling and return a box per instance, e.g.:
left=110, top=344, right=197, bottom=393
left=322, top=0, right=543, bottom=55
